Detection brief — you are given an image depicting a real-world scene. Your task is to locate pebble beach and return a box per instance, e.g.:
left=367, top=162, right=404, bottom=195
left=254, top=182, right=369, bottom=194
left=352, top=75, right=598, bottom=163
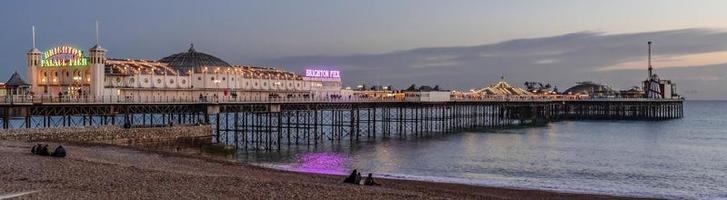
left=0, top=141, right=654, bottom=199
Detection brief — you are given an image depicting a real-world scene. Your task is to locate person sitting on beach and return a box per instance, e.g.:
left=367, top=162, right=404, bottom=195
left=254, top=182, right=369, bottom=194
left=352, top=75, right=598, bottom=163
left=31, top=144, right=41, bottom=154
left=37, top=145, right=51, bottom=156
left=343, top=169, right=359, bottom=184
left=355, top=172, right=362, bottom=184
left=51, top=145, right=66, bottom=158
left=364, top=173, right=380, bottom=186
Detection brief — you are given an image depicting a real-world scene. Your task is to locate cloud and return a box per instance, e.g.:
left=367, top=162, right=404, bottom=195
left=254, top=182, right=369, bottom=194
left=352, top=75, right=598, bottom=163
left=600, top=51, right=727, bottom=71
left=256, top=28, right=727, bottom=99
left=534, top=59, right=560, bottom=64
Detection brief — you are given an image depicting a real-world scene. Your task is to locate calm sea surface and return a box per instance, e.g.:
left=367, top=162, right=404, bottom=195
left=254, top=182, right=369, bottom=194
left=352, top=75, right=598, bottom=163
left=239, top=101, right=727, bottom=199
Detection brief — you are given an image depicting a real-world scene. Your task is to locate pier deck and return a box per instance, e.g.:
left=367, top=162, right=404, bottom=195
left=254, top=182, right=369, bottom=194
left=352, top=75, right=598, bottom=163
left=0, top=99, right=683, bottom=150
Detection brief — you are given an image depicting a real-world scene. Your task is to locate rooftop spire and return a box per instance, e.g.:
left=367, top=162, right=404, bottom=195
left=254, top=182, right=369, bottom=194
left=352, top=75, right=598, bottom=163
left=32, top=25, right=36, bottom=49
left=90, top=21, right=105, bottom=51
left=95, top=20, right=99, bottom=46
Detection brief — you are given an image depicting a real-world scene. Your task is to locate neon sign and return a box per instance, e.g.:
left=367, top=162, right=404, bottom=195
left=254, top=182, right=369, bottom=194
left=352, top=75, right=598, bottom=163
left=305, top=69, right=341, bottom=78
left=41, top=46, right=88, bottom=67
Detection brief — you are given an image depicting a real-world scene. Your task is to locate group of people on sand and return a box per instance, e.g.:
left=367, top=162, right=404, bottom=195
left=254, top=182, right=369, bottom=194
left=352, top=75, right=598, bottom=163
left=343, top=169, right=380, bottom=186
left=30, top=144, right=66, bottom=157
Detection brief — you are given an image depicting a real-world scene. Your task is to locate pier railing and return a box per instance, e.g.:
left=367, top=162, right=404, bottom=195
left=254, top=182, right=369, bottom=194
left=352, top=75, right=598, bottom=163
left=0, top=95, right=683, bottom=105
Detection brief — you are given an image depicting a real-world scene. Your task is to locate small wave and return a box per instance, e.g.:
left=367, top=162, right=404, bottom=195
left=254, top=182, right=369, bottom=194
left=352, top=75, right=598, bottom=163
left=0, top=190, right=40, bottom=199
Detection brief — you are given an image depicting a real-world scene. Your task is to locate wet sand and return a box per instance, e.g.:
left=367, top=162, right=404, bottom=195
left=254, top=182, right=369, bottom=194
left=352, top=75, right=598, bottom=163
left=0, top=141, right=656, bottom=199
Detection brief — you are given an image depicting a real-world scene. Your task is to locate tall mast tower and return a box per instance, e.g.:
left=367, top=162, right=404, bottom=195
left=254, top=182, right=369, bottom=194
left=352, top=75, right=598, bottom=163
left=648, top=41, right=653, bottom=78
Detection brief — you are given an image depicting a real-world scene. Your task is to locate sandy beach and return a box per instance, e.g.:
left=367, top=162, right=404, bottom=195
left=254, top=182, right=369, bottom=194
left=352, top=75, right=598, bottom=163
left=0, top=141, right=655, bottom=200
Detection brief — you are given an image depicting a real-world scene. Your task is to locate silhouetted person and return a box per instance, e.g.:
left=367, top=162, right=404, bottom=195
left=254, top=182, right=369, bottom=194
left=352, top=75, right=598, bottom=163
left=31, top=144, right=41, bottom=154
left=51, top=145, right=66, bottom=157
left=343, top=169, right=359, bottom=184
left=355, top=172, right=362, bottom=184
left=37, top=145, right=50, bottom=156
left=364, top=173, right=380, bottom=186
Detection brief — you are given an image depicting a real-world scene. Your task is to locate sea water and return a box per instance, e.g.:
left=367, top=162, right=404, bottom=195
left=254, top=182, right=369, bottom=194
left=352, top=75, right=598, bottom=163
left=240, top=101, right=727, bottom=199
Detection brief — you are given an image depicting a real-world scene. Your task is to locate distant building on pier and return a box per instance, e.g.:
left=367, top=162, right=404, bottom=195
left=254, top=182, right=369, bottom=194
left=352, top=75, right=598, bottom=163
left=403, top=84, right=451, bottom=102
left=341, top=84, right=396, bottom=99
left=563, top=81, right=618, bottom=98
left=643, top=75, right=678, bottom=99
left=476, top=76, right=532, bottom=96
left=4, top=72, right=30, bottom=96
left=643, top=41, right=679, bottom=99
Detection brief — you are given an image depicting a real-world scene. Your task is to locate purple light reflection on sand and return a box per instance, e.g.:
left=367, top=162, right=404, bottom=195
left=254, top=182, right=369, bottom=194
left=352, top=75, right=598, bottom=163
left=291, top=152, right=349, bottom=175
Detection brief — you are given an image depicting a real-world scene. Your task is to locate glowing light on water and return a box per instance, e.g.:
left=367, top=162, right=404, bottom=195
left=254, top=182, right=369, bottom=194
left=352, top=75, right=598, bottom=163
left=291, top=152, right=348, bottom=174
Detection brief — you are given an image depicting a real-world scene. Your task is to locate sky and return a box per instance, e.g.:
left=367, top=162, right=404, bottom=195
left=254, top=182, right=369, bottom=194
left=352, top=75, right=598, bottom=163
left=2, top=0, right=727, bottom=99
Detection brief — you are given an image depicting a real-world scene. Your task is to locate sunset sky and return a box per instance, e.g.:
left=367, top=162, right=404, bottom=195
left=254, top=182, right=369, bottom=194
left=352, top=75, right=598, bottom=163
left=3, top=0, right=727, bottom=99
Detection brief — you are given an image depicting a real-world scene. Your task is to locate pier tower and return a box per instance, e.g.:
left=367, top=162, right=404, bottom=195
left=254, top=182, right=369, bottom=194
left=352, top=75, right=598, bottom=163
left=88, top=22, right=107, bottom=97
left=26, top=26, right=41, bottom=95
left=643, top=41, right=679, bottom=99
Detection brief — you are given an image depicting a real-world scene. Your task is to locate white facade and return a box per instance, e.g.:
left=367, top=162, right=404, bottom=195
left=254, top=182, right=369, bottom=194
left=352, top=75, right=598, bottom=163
left=405, top=91, right=451, bottom=102
left=27, top=44, right=342, bottom=101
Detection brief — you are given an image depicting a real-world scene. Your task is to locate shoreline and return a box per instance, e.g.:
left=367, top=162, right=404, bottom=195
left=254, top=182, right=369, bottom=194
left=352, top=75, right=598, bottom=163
left=0, top=140, right=658, bottom=199
left=256, top=163, right=664, bottom=200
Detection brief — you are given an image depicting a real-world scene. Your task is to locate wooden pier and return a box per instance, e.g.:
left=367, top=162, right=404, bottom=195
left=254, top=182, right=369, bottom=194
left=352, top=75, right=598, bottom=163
left=0, top=99, right=683, bottom=150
